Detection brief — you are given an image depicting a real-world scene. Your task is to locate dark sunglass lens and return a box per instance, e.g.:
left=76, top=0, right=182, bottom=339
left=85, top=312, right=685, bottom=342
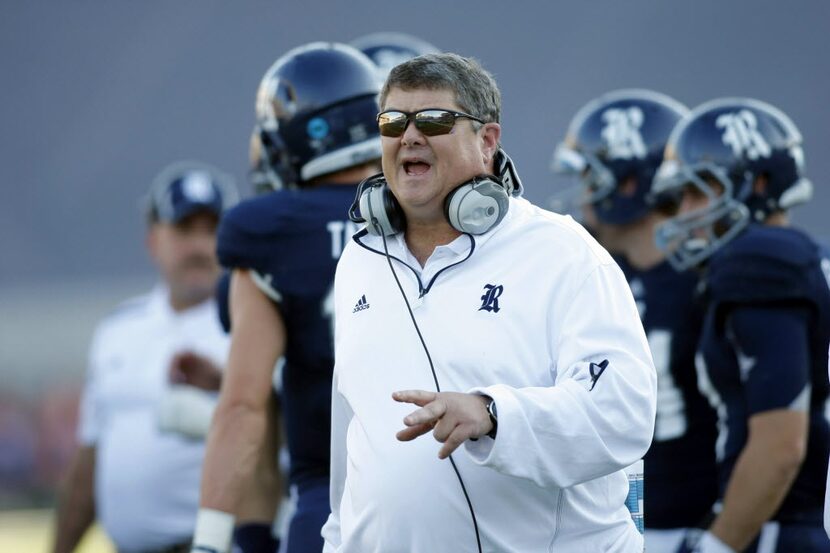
left=415, top=110, right=456, bottom=136
left=378, top=111, right=409, bottom=137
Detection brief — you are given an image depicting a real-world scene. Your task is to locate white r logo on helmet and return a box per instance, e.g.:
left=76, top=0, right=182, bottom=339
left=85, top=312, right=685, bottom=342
left=715, top=110, right=772, bottom=160
left=601, top=107, right=647, bottom=160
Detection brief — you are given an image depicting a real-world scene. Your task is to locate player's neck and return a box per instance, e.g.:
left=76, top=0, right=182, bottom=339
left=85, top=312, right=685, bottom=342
left=764, top=211, right=789, bottom=227
left=605, top=215, right=666, bottom=271
left=167, top=290, right=210, bottom=313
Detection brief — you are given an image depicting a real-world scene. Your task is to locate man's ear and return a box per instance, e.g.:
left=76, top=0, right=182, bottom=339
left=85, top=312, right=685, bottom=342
left=481, top=122, right=501, bottom=170
left=145, top=225, right=159, bottom=261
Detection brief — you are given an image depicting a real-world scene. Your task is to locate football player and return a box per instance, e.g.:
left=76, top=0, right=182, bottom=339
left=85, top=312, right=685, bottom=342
left=652, top=98, right=830, bottom=552
left=191, top=43, right=383, bottom=553
left=552, top=89, right=719, bottom=552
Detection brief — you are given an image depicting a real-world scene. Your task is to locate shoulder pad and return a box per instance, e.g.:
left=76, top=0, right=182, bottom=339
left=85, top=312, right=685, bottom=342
left=216, top=192, right=297, bottom=272
left=708, top=225, right=821, bottom=305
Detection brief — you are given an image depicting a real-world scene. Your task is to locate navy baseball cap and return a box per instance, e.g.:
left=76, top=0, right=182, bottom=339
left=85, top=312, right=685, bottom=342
left=146, top=160, right=239, bottom=223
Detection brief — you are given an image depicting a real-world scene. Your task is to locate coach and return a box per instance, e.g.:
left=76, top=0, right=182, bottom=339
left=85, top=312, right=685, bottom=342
left=52, top=162, right=236, bottom=553
left=322, top=53, right=657, bottom=552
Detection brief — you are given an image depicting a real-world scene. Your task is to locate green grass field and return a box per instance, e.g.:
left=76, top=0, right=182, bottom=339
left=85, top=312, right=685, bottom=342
left=0, top=509, right=113, bottom=553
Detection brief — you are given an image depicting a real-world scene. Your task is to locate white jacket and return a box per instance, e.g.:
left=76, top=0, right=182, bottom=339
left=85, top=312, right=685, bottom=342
left=323, top=198, right=656, bottom=552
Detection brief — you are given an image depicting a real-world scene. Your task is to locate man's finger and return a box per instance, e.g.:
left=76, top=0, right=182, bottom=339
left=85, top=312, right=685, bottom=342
left=403, top=401, right=446, bottom=427
left=438, top=425, right=472, bottom=459
left=396, top=422, right=434, bottom=442
left=392, top=389, right=437, bottom=407
left=432, top=417, right=458, bottom=443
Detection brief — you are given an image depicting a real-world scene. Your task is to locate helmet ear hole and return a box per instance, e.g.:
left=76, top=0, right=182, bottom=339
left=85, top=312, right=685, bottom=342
left=752, top=173, right=769, bottom=196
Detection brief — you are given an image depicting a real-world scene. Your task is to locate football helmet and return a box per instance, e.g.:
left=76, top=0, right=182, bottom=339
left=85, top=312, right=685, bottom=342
left=551, top=89, right=689, bottom=225
left=350, top=32, right=440, bottom=82
left=652, top=97, right=812, bottom=270
left=255, top=42, right=382, bottom=188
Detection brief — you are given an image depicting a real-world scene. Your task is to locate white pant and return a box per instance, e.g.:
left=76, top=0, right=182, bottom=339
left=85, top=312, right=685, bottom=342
left=645, top=528, right=687, bottom=552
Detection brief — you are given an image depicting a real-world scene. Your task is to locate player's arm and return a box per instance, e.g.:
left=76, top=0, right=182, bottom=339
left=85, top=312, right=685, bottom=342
left=236, top=392, right=282, bottom=526
left=193, top=269, right=285, bottom=553
left=705, top=305, right=810, bottom=552
left=51, top=445, right=96, bottom=553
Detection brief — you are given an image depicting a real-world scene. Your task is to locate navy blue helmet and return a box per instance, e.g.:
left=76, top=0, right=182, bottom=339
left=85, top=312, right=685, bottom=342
left=350, top=32, right=440, bottom=82
left=551, top=89, right=689, bottom=225
left=653, top=97, right=812, bottom=270
left=255, top=42, right=382, bottom=188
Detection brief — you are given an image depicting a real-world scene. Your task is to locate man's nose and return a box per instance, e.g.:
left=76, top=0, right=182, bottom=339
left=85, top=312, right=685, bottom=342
left=400, top=118, right=426, bottom=146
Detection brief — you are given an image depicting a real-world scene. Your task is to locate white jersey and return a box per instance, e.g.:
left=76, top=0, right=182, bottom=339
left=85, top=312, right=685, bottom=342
left=78, top=286, right=229, bottom=551
left=324, top=197, right=657, bottom=552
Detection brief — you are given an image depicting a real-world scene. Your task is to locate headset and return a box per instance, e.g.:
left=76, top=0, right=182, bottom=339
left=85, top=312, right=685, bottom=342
left=350, top=149, right=522, bottom=553
left=348, top=148, right=523, bottom=235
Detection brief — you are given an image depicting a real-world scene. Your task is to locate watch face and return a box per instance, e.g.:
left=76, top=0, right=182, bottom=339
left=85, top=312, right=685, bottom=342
left=488, top=399, right=497, bottom=420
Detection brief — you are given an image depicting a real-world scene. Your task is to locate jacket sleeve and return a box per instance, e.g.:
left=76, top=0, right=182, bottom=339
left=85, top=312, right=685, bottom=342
left=464, top=261, right=657, bottom=488
left=322, top=369, right=352, bottom=552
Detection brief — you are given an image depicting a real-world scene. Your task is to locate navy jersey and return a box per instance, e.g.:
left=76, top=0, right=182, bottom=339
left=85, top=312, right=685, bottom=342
left=617, top=257, right=718, bottom=528
left=697, top=224, right=830, bottom=524
left=216, top=184, right=360, bottom=486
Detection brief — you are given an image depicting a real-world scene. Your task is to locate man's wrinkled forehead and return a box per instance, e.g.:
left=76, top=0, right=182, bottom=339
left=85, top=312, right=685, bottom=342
left=380, top=84, right=459, bottom=111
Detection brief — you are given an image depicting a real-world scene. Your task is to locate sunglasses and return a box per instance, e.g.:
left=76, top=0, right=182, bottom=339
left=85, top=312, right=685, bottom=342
left=376, top=108, right=485, bottom=138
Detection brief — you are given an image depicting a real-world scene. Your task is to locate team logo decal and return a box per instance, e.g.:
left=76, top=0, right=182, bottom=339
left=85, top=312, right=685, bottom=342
left=181, top=171, right=215, bottom=202
left=307, top=117, right=330, bottom=140
left=715, top=109, right=772, bottom=160
left=601, top=107, right=647, bottom=160
left=478, top=284, right=504, bottom=313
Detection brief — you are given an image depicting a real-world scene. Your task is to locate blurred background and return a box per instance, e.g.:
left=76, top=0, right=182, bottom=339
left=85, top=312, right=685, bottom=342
left=1, top=0, right=828, bottom=550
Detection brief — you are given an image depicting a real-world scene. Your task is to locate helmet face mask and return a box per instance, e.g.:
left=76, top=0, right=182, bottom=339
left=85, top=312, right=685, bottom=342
left=653, top=160, right=750, bottom=271
left=551, top=144, right=617, bottom=209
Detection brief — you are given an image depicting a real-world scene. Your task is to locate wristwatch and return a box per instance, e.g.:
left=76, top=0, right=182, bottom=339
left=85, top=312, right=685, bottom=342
left=485, top=397, right=498, bottom=439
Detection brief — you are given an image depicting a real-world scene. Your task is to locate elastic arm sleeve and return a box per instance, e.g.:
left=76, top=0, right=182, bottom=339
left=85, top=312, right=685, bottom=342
left=465, top=262, right=657, bottom=488
left=726, top=305, right=811, bottom=415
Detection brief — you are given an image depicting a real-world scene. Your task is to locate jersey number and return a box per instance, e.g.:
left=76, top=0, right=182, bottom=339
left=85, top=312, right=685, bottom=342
left=649, top=329, right=688, bottom=442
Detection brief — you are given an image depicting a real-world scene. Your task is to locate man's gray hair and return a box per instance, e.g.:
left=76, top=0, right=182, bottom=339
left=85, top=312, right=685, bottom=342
left=379, top=53, right=501, bottom=124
